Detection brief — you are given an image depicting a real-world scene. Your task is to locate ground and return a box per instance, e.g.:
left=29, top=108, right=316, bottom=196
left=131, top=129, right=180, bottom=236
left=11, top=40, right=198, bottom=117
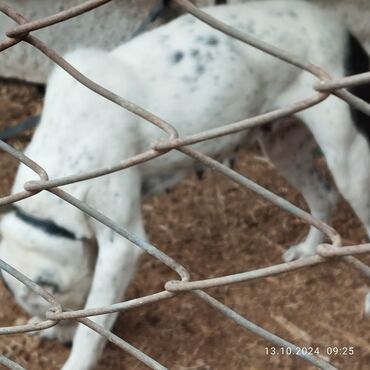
left=1, top=79, right=370, bottom=370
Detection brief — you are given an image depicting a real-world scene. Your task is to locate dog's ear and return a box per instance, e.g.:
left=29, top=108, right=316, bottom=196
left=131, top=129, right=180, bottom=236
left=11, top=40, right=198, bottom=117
left=0, top=204, right=16, bottom=218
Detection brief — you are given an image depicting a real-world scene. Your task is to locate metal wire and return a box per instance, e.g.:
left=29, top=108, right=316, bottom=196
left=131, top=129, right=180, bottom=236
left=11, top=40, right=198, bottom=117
left=1, top=0, right=370, bottom=369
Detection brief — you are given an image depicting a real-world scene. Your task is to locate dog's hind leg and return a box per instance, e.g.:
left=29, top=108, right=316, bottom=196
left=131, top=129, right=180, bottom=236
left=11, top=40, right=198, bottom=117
left=296, top=96, right=370, bottom=238
left=295, top=96, right=370, bottom=313
left=259, top=117, right=338, bottom=262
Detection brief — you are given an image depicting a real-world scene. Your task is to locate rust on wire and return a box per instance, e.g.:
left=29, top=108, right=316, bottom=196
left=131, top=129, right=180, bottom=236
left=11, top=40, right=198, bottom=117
left=0, top=0, right=370, bottom=369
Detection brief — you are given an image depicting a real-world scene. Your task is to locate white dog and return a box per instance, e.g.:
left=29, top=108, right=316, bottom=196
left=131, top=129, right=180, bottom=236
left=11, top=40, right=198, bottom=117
left=1, top=1, right=370, bottom=369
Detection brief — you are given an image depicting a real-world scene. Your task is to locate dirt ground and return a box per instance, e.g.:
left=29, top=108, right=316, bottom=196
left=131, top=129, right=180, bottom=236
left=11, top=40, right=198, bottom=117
left=1, top=79, right=370, bottom=370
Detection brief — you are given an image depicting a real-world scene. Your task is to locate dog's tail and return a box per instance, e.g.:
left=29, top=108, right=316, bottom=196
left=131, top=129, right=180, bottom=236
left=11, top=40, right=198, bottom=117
left=346, top=32, right=370, bottom=141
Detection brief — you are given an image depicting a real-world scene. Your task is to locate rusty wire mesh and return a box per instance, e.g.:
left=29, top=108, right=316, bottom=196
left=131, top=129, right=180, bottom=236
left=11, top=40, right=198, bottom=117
left=1, top=0, right=370, bottom=369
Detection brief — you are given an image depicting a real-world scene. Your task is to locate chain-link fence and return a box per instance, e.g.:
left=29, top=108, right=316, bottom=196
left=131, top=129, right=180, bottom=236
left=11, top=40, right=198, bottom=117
left=1, top=0, right=370, bottom=369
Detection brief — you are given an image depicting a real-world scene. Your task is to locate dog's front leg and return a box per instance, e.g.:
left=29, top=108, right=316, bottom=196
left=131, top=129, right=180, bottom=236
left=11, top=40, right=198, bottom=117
left=61, top=228, right=144, bottom=370
left=259, top=118, right=338, bottom=261
left=61, top=233, right=143, bottom=370
left=62, top=175, right=145, bottom=370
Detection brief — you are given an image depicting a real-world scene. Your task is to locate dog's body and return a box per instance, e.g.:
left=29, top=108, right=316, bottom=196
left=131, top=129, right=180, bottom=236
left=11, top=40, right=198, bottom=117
left=1, top=1, right=370, bottom=369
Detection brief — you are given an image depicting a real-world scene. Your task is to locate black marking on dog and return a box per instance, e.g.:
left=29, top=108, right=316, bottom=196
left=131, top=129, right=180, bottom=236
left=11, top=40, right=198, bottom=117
left=205, top=35, right=219, bottom=46
left=196, top=35, right=219, bottom=47
left=196, top=64, right=206, bottom=75
left=171, top=51, right=184, bottom=64
left=15, top=208, right=78, bottom=240
left=34, top=275, right=61, bottom=294
left=191, top=49, right=200, bottom=58
left=346, top=32, right=370, bottom=142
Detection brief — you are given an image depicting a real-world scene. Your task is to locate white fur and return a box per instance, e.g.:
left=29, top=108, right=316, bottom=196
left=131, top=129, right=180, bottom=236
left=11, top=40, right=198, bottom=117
left=1, top=2, right=370, bottom=369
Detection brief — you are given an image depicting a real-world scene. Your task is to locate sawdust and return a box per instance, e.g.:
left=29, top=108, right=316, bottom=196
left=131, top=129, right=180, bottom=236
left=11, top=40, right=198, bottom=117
left=1, top=79, right=370, bottom=370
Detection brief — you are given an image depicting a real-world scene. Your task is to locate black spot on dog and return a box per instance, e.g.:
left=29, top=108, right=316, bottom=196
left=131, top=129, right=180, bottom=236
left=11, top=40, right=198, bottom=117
left=171, top=51, right=184, bottom=64
left=206, top=35, right=219, bottom=46
left=35, top=275, right=61, bottom=294
left=197, top=35, right=219, bottom=46
left=191, top=49, right=200, bottom=58
left=196, top=65, right=206, bottom=75
left=346, top=32, right=370, bottom=142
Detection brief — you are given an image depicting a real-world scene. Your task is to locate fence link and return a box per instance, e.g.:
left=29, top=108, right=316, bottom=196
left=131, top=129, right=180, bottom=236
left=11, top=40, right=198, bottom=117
left=1, top=0, right=370, bottom=369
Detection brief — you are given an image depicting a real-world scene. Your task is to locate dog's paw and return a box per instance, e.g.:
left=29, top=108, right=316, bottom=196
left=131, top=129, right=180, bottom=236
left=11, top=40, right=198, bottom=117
left=283, top=242, right=317, bottom=262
